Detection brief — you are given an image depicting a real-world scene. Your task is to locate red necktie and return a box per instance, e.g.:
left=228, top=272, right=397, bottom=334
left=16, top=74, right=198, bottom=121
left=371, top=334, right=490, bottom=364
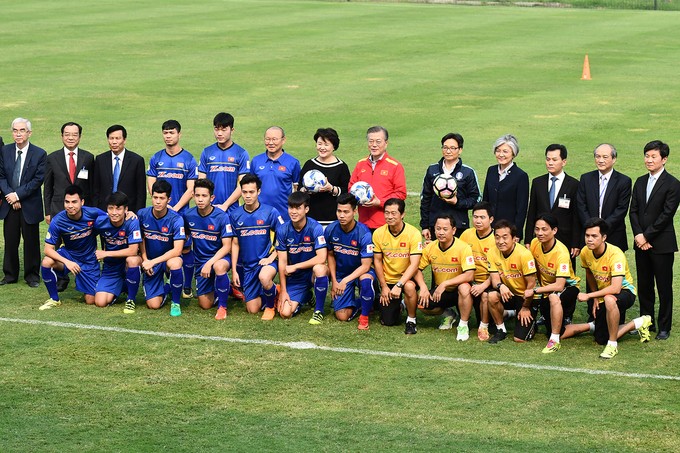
left=69, top=152, right=76, bottom=183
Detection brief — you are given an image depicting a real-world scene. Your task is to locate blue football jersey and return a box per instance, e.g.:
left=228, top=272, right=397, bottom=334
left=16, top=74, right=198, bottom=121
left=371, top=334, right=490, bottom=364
left=46, top=206, right=106, bottom=266
left=147, top=149, right=198, bottom=213
left=94, top=215, right=142, bottom=267
left=230, top=203, right=284, bottom=269
left=199, top=142, right=250, bottom=210
left=250, top=151, right=300, bottom=222
left=184, top=206, right=234, bottom=264
left=137, top=207, right=186, bottom=260
left=324, top=220, right=374, bottom=279
left=275, top=217, right=326, bottom=285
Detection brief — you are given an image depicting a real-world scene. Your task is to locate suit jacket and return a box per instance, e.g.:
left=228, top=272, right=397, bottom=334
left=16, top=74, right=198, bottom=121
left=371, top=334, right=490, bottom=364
left=482, top=163, right=529, bottom=240
left=576, top=169, right=632, bottom=251
left=92, top=149, right=146, bottom=213
left=525, top=173, right=581, bottom=249
left=44, top=148, right=95, bottom=217
left=629, top=170, right=680, bottom=254
left=0, top=143, right=47, bottom=224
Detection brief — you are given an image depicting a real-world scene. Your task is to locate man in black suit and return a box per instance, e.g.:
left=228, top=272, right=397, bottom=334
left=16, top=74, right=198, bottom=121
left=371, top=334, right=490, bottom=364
left=0, top=118, right=47, bottom=287
left=629, top=140, right=680, bottom=340
left=92, top=125, right=146, bottom=213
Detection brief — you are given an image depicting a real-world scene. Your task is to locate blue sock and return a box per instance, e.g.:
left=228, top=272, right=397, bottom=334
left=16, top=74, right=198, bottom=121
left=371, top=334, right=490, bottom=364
left=126, top=267, right=141, bottom=301
left=262, top=285, right=276, bottom=309
left=360, top=278, right=375, bottom=317
left=182, top=250, right=194, bottom=290
left=41, top=266, right=60, bottom=301
left=215, top=273, right=231, bottom=309
left=170, top=269, right=183, bottom=304
left=314, top=276, right=328, bottom=313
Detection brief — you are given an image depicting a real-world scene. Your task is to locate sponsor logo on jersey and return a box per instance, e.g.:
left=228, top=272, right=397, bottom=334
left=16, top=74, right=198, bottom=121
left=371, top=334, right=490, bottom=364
left=132, top=231, right=141, bottom=240
left=226, top=225, right=232, bottom=234
left=367, top=244, right=374, bottom=253
left=189, top=222, right=195, bottom=227
left=559, top=263, right=568, bottom=273
left=46, top=232, right=51, bottom=240
left=209, top=156, right=216, bottom=161
left=466, top=256, right=475, bottom=266
left=318, top=236, right=326, bottom=245
left=614, top=262, right=623, bottom=272
left=179, top=227, right=185, bottom=236
left=157, top=171, right=185, bottom=179
left=158, top=162, right=164, bottom=166
left=528, top=260, right=535, bottom=269
left=209, top=165, right=235, bottom=173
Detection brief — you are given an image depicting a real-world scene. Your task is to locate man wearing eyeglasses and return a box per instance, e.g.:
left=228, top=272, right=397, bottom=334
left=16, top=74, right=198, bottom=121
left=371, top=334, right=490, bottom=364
left=250, top=126, right=300, bottom=222
left=420, top=133, right=480, bottom=240
left=0, top=118, right=47, bottom=287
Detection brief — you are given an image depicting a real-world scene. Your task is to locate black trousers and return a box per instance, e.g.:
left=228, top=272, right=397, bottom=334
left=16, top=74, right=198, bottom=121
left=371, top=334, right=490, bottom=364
left=2, top=208, right=40, bottom=283
left=635, top=249, right=674, bottom=332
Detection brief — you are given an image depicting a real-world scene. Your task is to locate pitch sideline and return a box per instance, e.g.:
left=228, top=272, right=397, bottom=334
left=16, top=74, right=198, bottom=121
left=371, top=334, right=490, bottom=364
left=2, top=316, right=678, bottom=381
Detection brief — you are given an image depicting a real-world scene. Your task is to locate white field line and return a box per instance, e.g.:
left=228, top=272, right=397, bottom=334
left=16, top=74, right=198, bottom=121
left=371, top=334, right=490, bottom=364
left=2, top=317, right=679, bottom=382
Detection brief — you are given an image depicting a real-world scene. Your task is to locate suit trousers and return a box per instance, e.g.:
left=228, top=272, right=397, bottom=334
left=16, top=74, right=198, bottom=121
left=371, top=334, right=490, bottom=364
left=635, top=249, right=674, bottom=332
left=3, top=207, right=41, bottom=283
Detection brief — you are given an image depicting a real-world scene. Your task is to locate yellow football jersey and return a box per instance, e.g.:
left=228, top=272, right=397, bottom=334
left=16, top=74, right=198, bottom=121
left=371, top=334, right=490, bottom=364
left=487, top=243, right=536, bottom=296
left=373, top=222, right=423, bottom=285
left=459, top=227, right=496, bottom=283
left=580, top=243, right=636, bottom=296
left=419, top=238, right=476, bottom=289
left=530, top=238, right=580, bottom=288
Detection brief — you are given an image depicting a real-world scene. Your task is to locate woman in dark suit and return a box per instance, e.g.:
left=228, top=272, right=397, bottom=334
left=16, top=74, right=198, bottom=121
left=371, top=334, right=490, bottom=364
left=482, top=134, right=529, bottom=241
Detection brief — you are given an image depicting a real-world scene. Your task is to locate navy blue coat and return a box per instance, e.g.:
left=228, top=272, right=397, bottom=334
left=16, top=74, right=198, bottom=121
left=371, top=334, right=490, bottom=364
left=0, top=143, right=47, bottom=224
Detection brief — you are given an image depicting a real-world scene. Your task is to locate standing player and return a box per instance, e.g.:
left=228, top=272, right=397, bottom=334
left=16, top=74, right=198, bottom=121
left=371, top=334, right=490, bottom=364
left=39, top=185, right=105, bottom=309
left=324, top=193, right=375, bottom=329
left=459, top=201, right=496, bottom=341
left=415, top=214, right=475, bottom=340
left=373, top=198, right=423, bottom=334
left=138, top=180, right=186, bottom=316
left=230, top=174, right=285, bottom=319
left=93, top=192, right=143, bottom=312
left=146, top=120, right=198, bottom=300
left=276, top=191, right=328, bottom=321
left=184, top=178, right=234, bottom=320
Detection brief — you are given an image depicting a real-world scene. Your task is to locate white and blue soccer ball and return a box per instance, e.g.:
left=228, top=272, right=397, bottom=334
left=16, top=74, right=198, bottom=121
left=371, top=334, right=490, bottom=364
left=350, top=181, right=374, bottom=204
left=302, top=170, right=328, bottom=193
left=433, top=174, right=458, bottom=200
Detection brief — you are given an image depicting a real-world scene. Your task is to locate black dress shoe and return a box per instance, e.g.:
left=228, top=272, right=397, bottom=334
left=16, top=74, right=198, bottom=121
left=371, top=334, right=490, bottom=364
left=0, top=278, right=18, bottom=285
left=656, top=331, right=670, bottom=340
left=27, top=281, right=40, bottom=288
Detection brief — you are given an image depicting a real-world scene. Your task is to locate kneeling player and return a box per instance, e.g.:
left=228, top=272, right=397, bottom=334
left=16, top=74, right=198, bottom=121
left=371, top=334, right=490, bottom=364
left=40, top=185, right=105, bottom=309
left=324, top=193, right=375, bottom=329
left=276, top=191, right=328, bottom=321
left=93, top=192, right=143, bottom=312
left=415, top=215, right=475, bottom=340
left=138, top=180, right=186, bottom=316
left=184, top=179, right=234, bottom=320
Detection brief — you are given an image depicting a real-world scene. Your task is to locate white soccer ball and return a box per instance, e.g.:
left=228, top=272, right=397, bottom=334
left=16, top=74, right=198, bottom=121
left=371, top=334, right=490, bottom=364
left=350, top=181, right=374, bottom=205
left=433, top=174, right=458, bottom=200
left=302, top=170, right=328, bottom=193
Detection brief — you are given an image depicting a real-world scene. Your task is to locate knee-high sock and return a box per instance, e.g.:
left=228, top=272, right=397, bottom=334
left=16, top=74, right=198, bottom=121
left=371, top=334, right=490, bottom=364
left=42, top=266, right=60, bottom=301
left=360, top=278, right=375, bottom=317
left=215, top=273, right=231, bottom=309
left=182, top=250, right=194, bottom=289
left=170, top=269, right=183, bottom=304
left=126, top=267, right=141, bottom=301
left=262, top=285, right=276, bottom=309
left=314, top=276, right=329, bottom=313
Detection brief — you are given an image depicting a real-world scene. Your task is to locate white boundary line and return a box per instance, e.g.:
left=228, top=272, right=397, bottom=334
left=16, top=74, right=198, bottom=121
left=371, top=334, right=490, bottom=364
left=3, top=316, right=679, bottom=381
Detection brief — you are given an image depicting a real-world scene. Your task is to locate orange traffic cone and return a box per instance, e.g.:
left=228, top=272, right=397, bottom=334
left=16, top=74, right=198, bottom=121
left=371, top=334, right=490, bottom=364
left=581, top=54, right=591, bottom=80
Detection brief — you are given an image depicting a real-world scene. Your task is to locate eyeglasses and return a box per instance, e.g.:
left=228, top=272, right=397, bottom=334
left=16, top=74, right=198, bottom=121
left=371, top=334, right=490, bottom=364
left=265, top=137, right=282, bottom=144
left=442, top=146, right=460, bottom=152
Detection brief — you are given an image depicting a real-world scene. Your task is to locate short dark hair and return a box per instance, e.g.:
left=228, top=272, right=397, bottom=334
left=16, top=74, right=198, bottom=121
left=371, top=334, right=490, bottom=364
left=472, top=201, right=493, bottom=217
left=545, top=143, right=567, bottom=159
left=493, top=219, right=517, bottom=238
left=314, top=128, right=340, bottom=151
left=64, top=184, right=84, bottom=199
left=162, top=119, right=181, bottom=132
left=535, top=212, right=558, bottom=230
left=583, top=217, right=609, bottom=236
left=384, top=197, right=405, bottom=214
left=434, top=214, right=457, bottom=229
left=106, top=191, right=129, bottom=207
left=213, top=112, right=235, bottom=128
left=106, top=124, right=127, bottom=139
left=194, top=178, right=214, bottom=195
left=288, top=191, right=310, bottom=208
left=644, top=140, right=670, bottom=159
left=240, top=173, right=261, bottom=190
left=441, top=133, right=464, bottom=148
left=152, top=180, right=172, bottom=197
left=336, top=192, right=357, bottom=209
left=366, top=125, right=388, bottom=141
left=61, top=122, right=82, bottom=135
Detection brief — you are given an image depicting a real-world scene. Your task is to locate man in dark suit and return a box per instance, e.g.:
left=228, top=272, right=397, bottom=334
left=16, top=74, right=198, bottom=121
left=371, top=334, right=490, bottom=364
left=92, top=124, right=146, bottom=213
left=629, top=140, right=680, bottom=340
left=0, top=118, right=47, bottom=287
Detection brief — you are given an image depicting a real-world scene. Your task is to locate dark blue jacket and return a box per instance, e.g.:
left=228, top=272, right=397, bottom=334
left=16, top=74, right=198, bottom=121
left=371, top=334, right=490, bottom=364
left=0, top=142, right=47, bottom=224
left=482, top=163, right=529, bottom=240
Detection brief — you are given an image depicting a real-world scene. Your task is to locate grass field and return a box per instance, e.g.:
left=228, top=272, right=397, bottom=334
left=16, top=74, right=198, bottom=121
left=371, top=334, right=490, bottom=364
left=2, top=1, right=680, bottom=451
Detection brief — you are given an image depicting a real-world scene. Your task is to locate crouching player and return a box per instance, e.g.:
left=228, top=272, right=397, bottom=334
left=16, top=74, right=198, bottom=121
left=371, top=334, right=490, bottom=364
left=138, top=180, right=186, bottom=316
left=184, top=178, right=234, bottom=320
left=93, top=192, right=143, bottom=312
left=230, top=174, right=284, bottom=319
left=487, top=220, right=537, bottom=344
left=40, top=185, right=105, bottom=309
left=276, top=191, right=328, bottom=321
left=324, top=193, right=375, bottom=329
left=415, top=215, right=475, bottom=340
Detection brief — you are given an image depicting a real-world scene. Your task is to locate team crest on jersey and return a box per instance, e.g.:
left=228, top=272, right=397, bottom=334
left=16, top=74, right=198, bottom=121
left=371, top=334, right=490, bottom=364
left=278, top=166, right=286, bottom=171
left=304, top=236, right=311, bottom=242
left=456, top=172, right=463, bottom=181
left=257, top=219, right=264, bottom=225
left=228, top=157, right=235, bottom=162
left=87, top=221, right=93, bottom=226
left=559, top=263, right=568, bottom=273
left=614, top=263, right=623, bottom=272
left=483, top=247, right=489, bottom=253
left=510, top=263, right=517, bottom=269
left=548, top=262, right=554, bottom=268
left=118, top=231, right=126, bottom=237
left=133, top=231, right=141, bottom=240
left=400, top=242, right=406, bottom=247
left=208, top=225, right=215, bottom=231
left=351, top=240, right=357, bottom=246
left=177, top=162, right=184, bottom=168
left=451, top=257, right=458, bottom=262
left=528, top=260, right=536, bottom=269
left=602, top=266, right=608, bottom=271
left=162, top=227, right=169, bottom=233
left=380, top=170, right=388, bottom=176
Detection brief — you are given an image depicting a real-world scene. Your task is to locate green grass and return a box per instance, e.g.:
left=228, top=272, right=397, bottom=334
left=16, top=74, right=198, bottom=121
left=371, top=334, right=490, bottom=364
left=2, top=1, right=680, bottom=451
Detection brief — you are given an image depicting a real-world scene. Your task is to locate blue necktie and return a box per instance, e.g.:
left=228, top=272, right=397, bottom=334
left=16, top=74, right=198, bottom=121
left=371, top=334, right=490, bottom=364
left=113, top=156, right=121, bottom=192
left=12, top=150, right=23, bottom=188
left=549, top=176, right=557, bottom=208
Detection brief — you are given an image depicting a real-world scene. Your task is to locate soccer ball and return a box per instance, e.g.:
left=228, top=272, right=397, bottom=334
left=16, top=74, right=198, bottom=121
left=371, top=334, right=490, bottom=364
left=302, top=170, right=328, bottom=193
left=433, top=174, right=458, bottom=200
left=350, top=181, right=374, bottom=205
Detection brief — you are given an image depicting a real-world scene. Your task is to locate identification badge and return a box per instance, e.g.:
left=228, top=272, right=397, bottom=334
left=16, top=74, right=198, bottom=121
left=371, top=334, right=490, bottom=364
left=77, top=169, right=89, bottom=179
left=558, top=196, right=570, bottom=209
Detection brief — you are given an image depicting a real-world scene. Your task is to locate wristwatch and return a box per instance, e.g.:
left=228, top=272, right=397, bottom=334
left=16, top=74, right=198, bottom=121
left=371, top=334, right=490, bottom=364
left=395, top=281, right=404, bottom=289
left=496, top=282, right=503, bottom=290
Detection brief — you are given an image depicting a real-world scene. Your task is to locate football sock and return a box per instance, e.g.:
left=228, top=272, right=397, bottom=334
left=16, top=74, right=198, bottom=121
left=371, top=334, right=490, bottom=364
left=442, top=307, right=455, bottom=318
left=504, top=309, right=516, bottom=318
left=459, top=319, right=469, bottom=328
left=170, top=269, right=183, bottom=304
left=215, top=273, right=231, bottom=309
left=588, top=322, right=595, bottom=333
left=182, top=250, right=194, bottom=290
left=406, top=316, right=417, bottom=324
left=550, top=333, right=560, bottom=343
left=41, top=266, right=59, bottom=301
left=313, top=276, right=328, bottom=313
left=126, top=267, right=141, bottom=301
left=359, top=278, right=374, bottom=316
left=496, top=323, right=507, bottom=333
left=607, top=340, right=618, bottom=348
left=262, top=285, right=276, bottom=309
left=633, top=317, right=645, bottom=329
left=479, top=322, right=489, bottom=329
